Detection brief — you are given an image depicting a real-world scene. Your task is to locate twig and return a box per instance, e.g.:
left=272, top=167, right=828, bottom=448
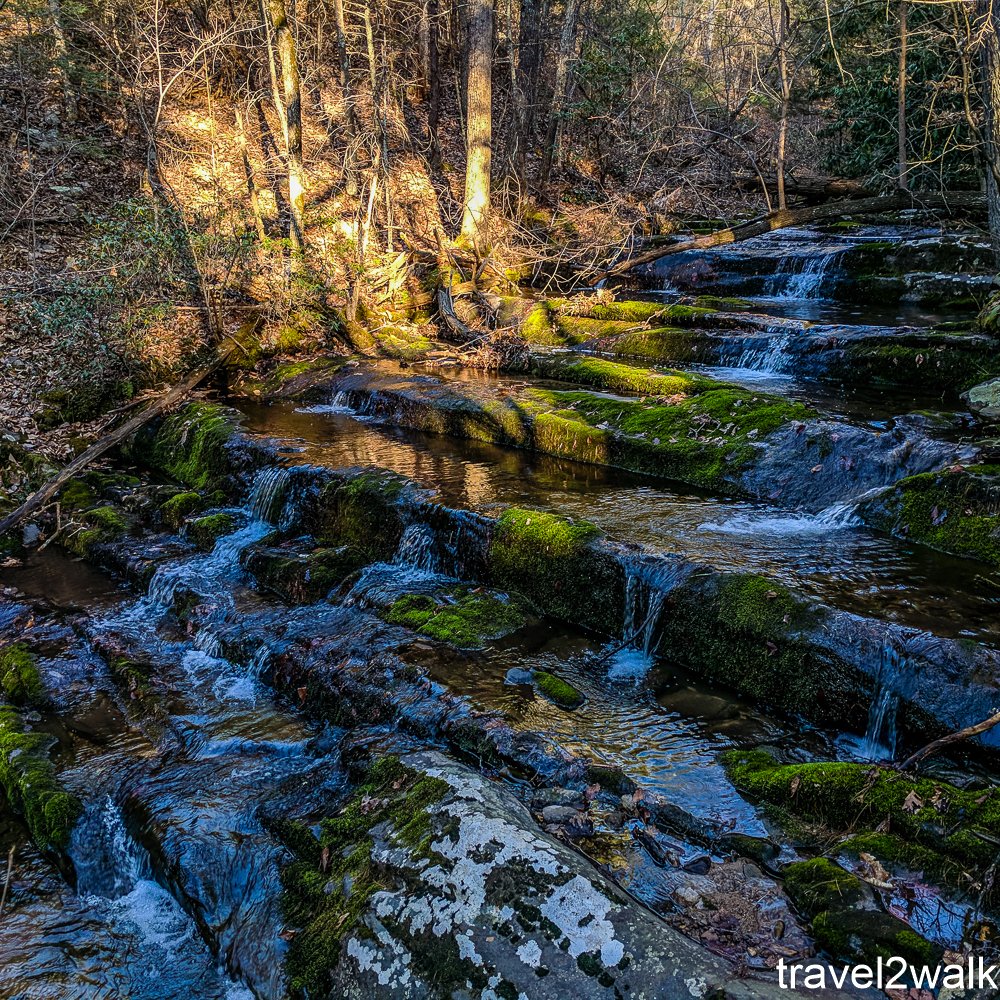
left=898, top=709, right=1000, bottom=771
left=0, top=845, right=14, bottom=920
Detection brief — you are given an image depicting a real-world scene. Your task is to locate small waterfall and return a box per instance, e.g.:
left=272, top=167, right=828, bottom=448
left=248, top=466, right=293, bottom=524
left=767, top=251, right=844, bottom=300
left=812, top=499, right=862, bottom=528
left=248, top=644, right=272, bottom=678
left=859, top=639, right=906, bottom=761
left=721, top=331, right=793, bottom=374
left=71, top=796, right=153, bottom=898
left=608, top=556, right=688, bottom=680
left=394, top=523, right=438, bottom=572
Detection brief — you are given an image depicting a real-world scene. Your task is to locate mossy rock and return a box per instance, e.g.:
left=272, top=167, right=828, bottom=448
left=144, top=402, right=241, bottom=491
left=488, top=508, right=623, bottom=633
left=533, top=670, right=585, bottom=708
left=244, top=543, right=367, bottom=603
left=314, top=470, right=408, bottom=561
left=0, top=643, right=45, bottom=706
left=187, top=512, right=238, bottom=549
left=276, top=756, right=448, bottom=997
left=724, top=749, right=1000, bottom=879
left=384, top=587, right=528, bottom=648
left=783, top=858, right=941, bottom=967
left=859, top=466, right=1000, bottom=568
left=64, top=504, right=129, bottom=557
left=654, top=574, right=849, bottom=723
left=0, top=703, right=81, bottom=851
left=159, top=491, right=205, bottom=531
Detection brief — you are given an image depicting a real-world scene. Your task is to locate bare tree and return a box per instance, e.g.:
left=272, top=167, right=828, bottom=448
left=266, top=0, right=306, bottom=262
left=460, top=0, right=493, bottom=251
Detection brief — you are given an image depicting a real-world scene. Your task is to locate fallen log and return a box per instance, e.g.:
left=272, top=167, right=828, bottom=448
left=596, top=191, right=986, bottom=283
left=0, top=342, right=236, bottom=539
left=732, top=173, right=871, bottom=201
left=899, top=708, right=1000, bottom=771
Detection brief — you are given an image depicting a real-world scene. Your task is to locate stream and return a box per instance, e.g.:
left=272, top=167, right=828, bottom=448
left=2, top=223, right=999, bottom=997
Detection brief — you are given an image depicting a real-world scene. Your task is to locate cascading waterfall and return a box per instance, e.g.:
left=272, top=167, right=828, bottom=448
left=394, top=522, right=438, bottom=572
left=720, top=329, right=793, bottom=374
left=859, top=639, right=906, bottom=761
left=145, top=467, right=293, bottom=612
left=767, top=250, right=845, bottom=300
left=608, top=556, right=688, bottom=680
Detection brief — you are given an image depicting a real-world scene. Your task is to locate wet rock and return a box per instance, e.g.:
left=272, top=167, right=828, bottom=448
left=289, top=750, right=831, bottom=999
left=541, top=804, right=585, bottom=824
left=532, top=787, right=585, bottom=810
left=964, top=375, right=1000, bottom=421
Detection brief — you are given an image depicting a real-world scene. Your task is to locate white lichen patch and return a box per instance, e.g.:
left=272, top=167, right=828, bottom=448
left=345, top=915, right=414, bottom=987
left=539, top=874, right=625, bottom=966
left=516, top=939, right=542, bottom=968
left=362, top=756, right=629, bottom=981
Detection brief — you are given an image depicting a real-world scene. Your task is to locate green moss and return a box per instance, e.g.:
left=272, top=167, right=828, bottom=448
left=609, top=327, right=700, bottom=364
left=385, top=587, right=528, bottom=648
left=718, top=575, right=809, bottom=638
left=724, top=749, right=1000, bottom=877
left=831, top=343, right=999, bottom=394
left=159, top=491, right=204, bottom=531
left=0, top=704, right=81, bottom=851
left=187, top=513, right=237, bottom=549
left=522, top=302, right=560, bottom=345
left=65, top=504, right=129, bottom=556
left=534, top=670, right=584, bottom=708
left=244, top=544, right=365, bottom=603
left=587, top=301, right=716, bottom=325
left=859, top=468, right=1000, bottom=567
left=0, top=644, right=45, bottom=706
left=59, top=478, right=97, bottom=510
left=278, top=757, right=449, bottom=997
left=147, top=403, right=238, bottom=490
left=315, top=470, right=407, bottom=560
left=783, top=858, right=941, bottom=966
left=838, top=832, right=961, bottom=884
left=487, top=507, right=623, bottom=631
left=509, top=359, right=814, bottom=492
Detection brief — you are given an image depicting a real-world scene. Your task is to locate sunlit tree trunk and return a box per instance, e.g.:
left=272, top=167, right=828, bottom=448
left=266, top=0, right=305, bottom=261
left=332, top=0, right=359, bottom=195
left=978, top=0, right=1000, bottom=262
left=776, top=0, right=790, bottom=210
left=459, top=0, right=493, bottom=251
left=540, top=0, right=580, bottom=186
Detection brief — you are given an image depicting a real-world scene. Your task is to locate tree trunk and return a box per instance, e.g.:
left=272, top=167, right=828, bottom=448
left=977, top=0, right=1000, bottom=262
left=266, top=0, right=306, bottom=260
left=776, top=0, right=790, bottom=210
left=459, top=0, right=493, bottom=252
left=540, top=0, right=580, bottom=186
left=331, top=0, right=359, bottom=196
left=235, top=106, right=268, bottom=242
left=518, top=0, right=542, bottom=145
left=898, top=0, right=908, bottom=190
left=427, top=0, right=441, bottom=154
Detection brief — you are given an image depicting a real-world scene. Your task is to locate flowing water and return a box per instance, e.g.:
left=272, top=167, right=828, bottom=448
left=2, top=224, right=998, bottom=993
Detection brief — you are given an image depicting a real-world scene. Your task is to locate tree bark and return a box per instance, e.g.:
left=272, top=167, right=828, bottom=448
left=776, top=0, right=790, bottom=210
left=898, top=0, right=908, bottom=190
left=977, top=0, right=1000, bottom=262
left=331, top=0, right=359, bottom=196
left=266, top=0, right=306, bottom=260
left=427, top=0, right=441, bottom=154
left=540, top=0, right=581, bottom=186
left=459, top=0, right=493, bottom=252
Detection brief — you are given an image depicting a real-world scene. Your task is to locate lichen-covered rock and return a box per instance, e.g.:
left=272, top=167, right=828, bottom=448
left=963, top=376, right=1000, bottom=421
left=282, top=751, right=815, bottom=999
